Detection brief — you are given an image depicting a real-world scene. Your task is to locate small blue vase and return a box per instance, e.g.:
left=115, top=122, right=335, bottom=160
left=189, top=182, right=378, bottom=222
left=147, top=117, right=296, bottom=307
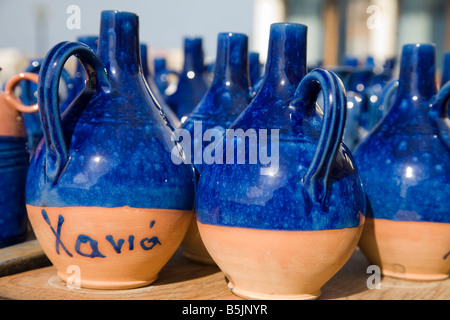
left=195, top=23, right=365, bottom=300
left=141, top=43, right=180, bottom=128
left=153, top=57, right=179, bottom=100
left=178, top=32, right=252, bottom=264
left=355, top=43, right=450, bottom=280
left=26, top=10, right=196, bottom=289
left=180, top=32, right=252, bottom=175
left=166, top=37, right=210, bottom=119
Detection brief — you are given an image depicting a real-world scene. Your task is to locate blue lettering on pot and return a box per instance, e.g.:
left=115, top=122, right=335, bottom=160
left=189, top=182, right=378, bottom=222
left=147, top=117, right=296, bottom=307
left=40, top=210, right=162, bottom=258
left=75, top=235, right=106, bottom=258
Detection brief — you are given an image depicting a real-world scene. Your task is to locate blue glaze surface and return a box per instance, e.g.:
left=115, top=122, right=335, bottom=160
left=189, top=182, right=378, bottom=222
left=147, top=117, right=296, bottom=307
left=26, top=11, right=196, bottom=210
left=354, top=43, right=450, bottom=223
left=166, top=37, right=210, bottom=119
left=180, top=32, right=252, bottom=174
left=196, top=23, right=365, bottom=231
left=0, top=136, right=29, bottom=248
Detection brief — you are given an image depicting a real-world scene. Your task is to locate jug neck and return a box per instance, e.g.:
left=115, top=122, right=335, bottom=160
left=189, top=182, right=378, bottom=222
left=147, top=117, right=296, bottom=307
left=98, top=11, right=142, bottom=78
left=182, top=37, right=205, bottom=76
left=397, top=44, right=437, bottom=101
left=262, top=23, right=308, bottom=94
left=211, top=33, right=250, bottom=90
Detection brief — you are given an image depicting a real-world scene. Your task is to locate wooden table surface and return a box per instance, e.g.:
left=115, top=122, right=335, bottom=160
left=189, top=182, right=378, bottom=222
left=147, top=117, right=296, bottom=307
left=0, top=239, right=448, bottom=300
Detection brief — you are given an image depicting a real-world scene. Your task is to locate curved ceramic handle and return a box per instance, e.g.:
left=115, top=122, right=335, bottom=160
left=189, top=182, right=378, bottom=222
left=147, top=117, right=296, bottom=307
left=430, top=81, right=450, bottom=149
left=38, top=41, right=110, bottom=183
left=291, top=69, right=347, bottom=203
left=4, top=72, right=39, bottom=113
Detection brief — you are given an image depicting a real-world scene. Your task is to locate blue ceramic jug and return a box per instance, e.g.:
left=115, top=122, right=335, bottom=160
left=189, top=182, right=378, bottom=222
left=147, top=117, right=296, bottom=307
left=355, top=43, right=450, bottom=280
left=180, top=32, right=252, bottom=175
left=0, top=71, right=39, bottom=248
left=178, top=32, right=252, bottom=265
left=141, top=43, right=180, bottom=128
left=153, top=57, right=179, bottom=99
left=166, top=37, right=210, bottom=119
left=195, top=23, right=365, bottom=300
left=26, top=10, right=196, bottom=289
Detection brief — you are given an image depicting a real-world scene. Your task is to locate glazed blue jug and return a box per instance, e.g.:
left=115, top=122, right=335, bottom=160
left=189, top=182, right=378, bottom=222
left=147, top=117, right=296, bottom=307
left=178, top=32, right=252, bottom=265
left=180, top=32, right=252, bottom=175
left=153, top=57, right=179, bottom=100
left=355, top=43, right=450, bottom=280
left=26, top=10, right=196, bottom=289
left=195, top=23, right=365, bottom=300
left=0, top=72, right=39, bottom=248
left=166, top=37, right=210, bottom=119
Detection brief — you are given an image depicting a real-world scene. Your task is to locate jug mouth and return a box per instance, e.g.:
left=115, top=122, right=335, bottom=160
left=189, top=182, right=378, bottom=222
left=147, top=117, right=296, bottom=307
left=100, top=10, right=139, bottom=19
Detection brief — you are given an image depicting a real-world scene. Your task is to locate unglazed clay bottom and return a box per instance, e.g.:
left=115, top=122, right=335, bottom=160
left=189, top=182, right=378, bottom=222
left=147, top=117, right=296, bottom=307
left=359, top=218, right=450, bottom=281
left=27, top=205, right=193, bottom=289
left=197, top=221, right=364, bottom=300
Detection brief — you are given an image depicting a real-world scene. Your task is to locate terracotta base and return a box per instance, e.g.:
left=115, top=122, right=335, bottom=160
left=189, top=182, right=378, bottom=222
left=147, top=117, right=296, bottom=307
left=197, top=221, right=364, bottom=300
left=27, top=205, right=193, bottom=289
left=358, top=218, right=450, bottom=281
left=180, top=216, right=216, bottom=265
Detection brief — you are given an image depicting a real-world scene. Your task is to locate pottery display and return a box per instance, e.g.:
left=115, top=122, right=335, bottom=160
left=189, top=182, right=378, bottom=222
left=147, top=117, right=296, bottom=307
left=25, top=10, right=196, bottom=289
left=355, top=43, right=450, bottom=281
left=166, top=37, right=210, bottom=119
left=0, top=71, right=39, bottom=248
left=179, top=32, right=252, bottom=265
left=195, top=23, right=366, bottom=300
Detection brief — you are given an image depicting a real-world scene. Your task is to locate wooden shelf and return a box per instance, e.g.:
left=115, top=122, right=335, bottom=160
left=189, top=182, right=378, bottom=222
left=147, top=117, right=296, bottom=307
left=0, top=238, right=448, bottom=300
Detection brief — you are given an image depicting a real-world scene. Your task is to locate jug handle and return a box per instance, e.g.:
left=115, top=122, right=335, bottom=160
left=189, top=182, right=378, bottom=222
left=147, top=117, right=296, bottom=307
left=290, top=69, right=347, bottom=204
left=430, top=81, right=450, bottom=149
left=38, top=41, right=110, bottom=183
left=4, top=72, right=39, bottom=113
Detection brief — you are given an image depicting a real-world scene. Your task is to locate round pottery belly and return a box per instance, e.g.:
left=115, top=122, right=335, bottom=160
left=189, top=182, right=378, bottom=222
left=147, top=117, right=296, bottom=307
left=358, top=218, right=450, bottom=281
left=197, top=221, right=363, bottom=300
left=27, top=205, right=193, bottom=289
